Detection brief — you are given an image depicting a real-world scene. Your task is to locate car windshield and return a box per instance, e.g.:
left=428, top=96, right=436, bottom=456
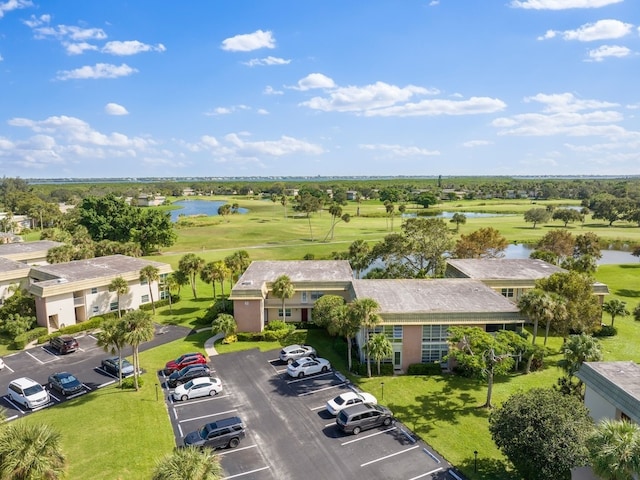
left=334, top=396, right=346, bottom=405
left=24, top=384, right=44, bottom=396
left=199, top=425, right=210, bottom=440
left=59, top=375, right=77, bottom=385
left=183, top=380, right=194, bottom=389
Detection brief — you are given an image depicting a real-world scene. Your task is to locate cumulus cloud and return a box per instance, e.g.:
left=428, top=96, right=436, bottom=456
left=363, top=96, right=506, bottom=117
left=524, top=93, right=618, bottom=113
left=105, top=103, right=129, bottom=115
left=25, top=14, right=107, bottom=41
left=243, top=56, right=290, bottom=67
left=359, top=144, right=440, bottom=157
left=65, top=42, right=98, bottom=55
left=56, top=63, right=138, bottom=80
left=0, top=0, right=32, bottom=19
left=586, top=44, right=632, bottom=61
left=292, top=73, right=336, bottom=91
left=222, top=133, right=324, bottom=156
left=541, top=19, right=633, bottom=42
left=102, top=40, right=166, bottom=55
left=221, top=29, right=275, bottom=52
left=511, top=0, right=622, bottom=9
left=463, top=140, right=493, bottom=147
left=204, top=105, right=250, bottom=116
left=264, top=85, right=284, bottom=95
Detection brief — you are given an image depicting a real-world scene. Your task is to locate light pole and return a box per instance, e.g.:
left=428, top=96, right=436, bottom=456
left=381, top=381, right=384, bottom=401
left=474, top=450, right=478, bottom=473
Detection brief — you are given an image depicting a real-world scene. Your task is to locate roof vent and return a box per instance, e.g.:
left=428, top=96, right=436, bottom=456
left=241, top=281, right=253, bottom=286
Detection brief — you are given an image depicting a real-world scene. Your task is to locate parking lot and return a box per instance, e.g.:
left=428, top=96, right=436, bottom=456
left=0, top=324, right=190, bottom=420
left=161, top=348, right=463, bottom=480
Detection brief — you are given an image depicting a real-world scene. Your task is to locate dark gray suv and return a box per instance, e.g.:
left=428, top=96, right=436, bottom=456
left=336, top=403, right=393, bottom=435
left=183, top=416, right=246, bottom=449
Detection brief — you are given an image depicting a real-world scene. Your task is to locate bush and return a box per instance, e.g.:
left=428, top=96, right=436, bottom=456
left=120, top=377, right=144, bottom=389
left=351, top=360, right=394, bottom=376
left=265, top=320, right=294, bottom=332
left=139, top=297, right=177, bottom=311
left=199, top=298, right=233, bottom=326
left=36, top=316, right=105, bottom=344
left=222, top=334, right=237, bottom=344
left=407, top=362, right=442, bottom=375
left=594, top=324, right=617, bottom=337
left=237, top=332, right=263, bottom=342
left=13, top=327, right=49, bottom=349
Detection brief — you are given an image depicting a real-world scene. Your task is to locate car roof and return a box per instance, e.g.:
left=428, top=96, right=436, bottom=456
left=190, top=376, right=216, bottom=385
left=51, top=372, right=73, bottom=377
left=10, top=377, right=39, bottom=388
left=210, top=416, right=243, bottom=428
left=341, top=403, right=378, bottom=415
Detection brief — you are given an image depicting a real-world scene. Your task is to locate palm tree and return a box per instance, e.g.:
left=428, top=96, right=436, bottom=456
left=200, top=262, right=217, bottom=298
left=587, top=419, right=640, bottom=480
left=164, top=274, right=178, bottom=311
left=96, top=317, right=128, bottom=386
left=450, top=213, right=467, bottom=232
left=326, top=304, right=361, bottom=372
left=280, top=194, right=288, bottom=219
left=366, top=333, right=393, bottom=375
left=152, top=446, right=223, bottom=480
left=211, top=313, right=237, bottom=342
left=122, top=309, right=155, bottom=391
left=602, top=298, right=630, bottom=327
left=518, top=289, right=556, bottom=346
left=348, top=298, right=381, bottom=378
left=272, top=275, right=294, bottom=321
left=212, top=260, right=231, bottom=298
left=179, top=253, right=205, bottom=299
left=108, top=276, right=129, bottom=318
left=139, top=265, right=160, bottom=315
left=559, top=333, right=603, bottom=379
left=0, top=422, right=66, bottom=480
left=171, top=270, right=189, bottom=296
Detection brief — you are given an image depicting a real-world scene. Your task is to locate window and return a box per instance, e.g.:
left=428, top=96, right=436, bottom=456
left=422, top=325, right=448, bottom=342
left=278, top=308, right=291, bottom=318
left=310, top=291, right=324, bottom=301
left=501, top=288, right=514, bottom=298
left=92, top=306, right=99, bottom=314
left=371, top=325, right=402, bottom=343
left=140, top=278, right=148, bottom=286
left=141, top=294, right=149, bottom=303
left=109, top=302, right=119, bottom=312
left=90, top=287, right=98, bottom=294
left=160, top=290, right=170, bottom=300
left=301, top=292, right=308, bottom=303
left=421, top=343, right=449, bottom=363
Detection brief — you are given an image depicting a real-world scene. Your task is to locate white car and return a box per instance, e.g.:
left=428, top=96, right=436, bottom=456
left=279, top=344, right=317, bottom=364
left=7, top=377, right=50, bottom=410
left=286, top=357, right=331, bottom=378
left=173, top=377, right=222, bottom=401
left=0, top=358, right=5, bottom=370
left=326, top=391, right=378, bottom=416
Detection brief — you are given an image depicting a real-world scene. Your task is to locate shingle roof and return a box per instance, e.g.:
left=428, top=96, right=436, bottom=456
left=0, top=240, right=63, bottom=257
left=446, top=258, right=565, bottom=280
left=0, top=256, right=31, bottom=274
left=234, top=260, right=353, bottom=290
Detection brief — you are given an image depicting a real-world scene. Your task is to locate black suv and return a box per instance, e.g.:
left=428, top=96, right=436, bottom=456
left=166, top=364, right=211, bottom=388
left=49, top=336, right=79, bottom=354
left=183, top=417, right=246, bottom=449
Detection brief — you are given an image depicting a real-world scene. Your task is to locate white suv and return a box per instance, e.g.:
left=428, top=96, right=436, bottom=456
left=7, top=377, right=50, bottom=409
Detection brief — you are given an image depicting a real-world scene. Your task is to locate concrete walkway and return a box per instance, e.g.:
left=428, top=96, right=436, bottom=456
left=197, top=328, right=224, bottom=357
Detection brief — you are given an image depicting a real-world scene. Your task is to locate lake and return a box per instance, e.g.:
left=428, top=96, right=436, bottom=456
left=504, top=243, right=636, bottom=265
left=170, top=200, right=248, bottom=222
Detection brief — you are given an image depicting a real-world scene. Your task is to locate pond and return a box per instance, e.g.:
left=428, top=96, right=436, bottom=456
left=403, top=211, right=513, bottom=219
left=505, top=243, right=637, bottom=265
left=170, top=200, right=248, bottom=222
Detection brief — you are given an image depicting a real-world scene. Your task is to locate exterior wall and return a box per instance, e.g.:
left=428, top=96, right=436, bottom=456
left=265, top=290, right=350, bottom=324
left=402, top=325, right=423, bottom=371
left=40, top=292, right=77, bottom=329
left=0, top=278, right=25, bottom=304
left=234, top=299, right=264, bottom=332
left=584, top=384, right=618, bottom=423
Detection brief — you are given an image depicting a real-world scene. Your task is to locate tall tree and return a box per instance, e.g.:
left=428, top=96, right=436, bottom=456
left=211, top=313, right=237, bottom=343
left=449, top=212, right=467, bottom=232
left=489, top=388, right=593, bottom=480
left=365, top=333, right=393, bottom=375
left=139, top=265, right=160, bottom=315
left=108, top=276, right=129, bottom=318
left=602, top=298, right=630, bottom=327
left=533, top=229, right=575, bottom=264
left=523, top=207, right=551, bottom=229
left=327, top=304, right=360, bottom=372
left=294, top=192, right=323, bottom=241
left=518, top=289, right=567, bottom=346
left=96, top=317, right=128, bottom=386
left=151, top=446, right=223, bottom=480
left=122, top=309, right=155, bottom=391
left=552, top=208, right=583, bottom=227
left=272, top=275, right=294, bottom=321
left=348, top=298, right=381, bottom=378
left=453, top=227, right=509, bottom=259
left=200, top=262, right=218, bottom=298
left=346, top=240, right=371, bottom=279
left=312, top=295, right=346, bottom=329
left=0, top=422, right=66, bottom=480
left=164, top=274, right=177, bottom=312
left=558, top=333, right=603, bottom=396
left=323, top=203, right=351, bottom=241
left=587, top=419, right=640, bottom=480
left=179, top=253, right=205, bottom=299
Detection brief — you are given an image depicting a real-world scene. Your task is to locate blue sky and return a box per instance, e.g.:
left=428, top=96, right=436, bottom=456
left=0, top=0, right=638, bottom=179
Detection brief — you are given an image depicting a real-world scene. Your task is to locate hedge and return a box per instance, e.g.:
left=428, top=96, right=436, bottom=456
left=13, top=327, right=49, bottom=349
left=407, top=362, right=443, bottom=375
left=37, top=316, right=105, bottom=345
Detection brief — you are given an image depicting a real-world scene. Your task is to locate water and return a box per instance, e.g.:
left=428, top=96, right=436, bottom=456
left=403, top=211, right=512, bottom=219
left=170, top=200, right=248, bottom=222
left=506, top=243, right=637, bottom=265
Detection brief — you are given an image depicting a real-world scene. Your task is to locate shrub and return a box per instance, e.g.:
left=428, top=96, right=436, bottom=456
left=13, top=327, right=49, bottom=349
left=351, top=361, right=394, bottom=376
left=199, top=298, right=233, bottom=326
left=263, top=329, right=291, bottom=342
left=120, top=377, right=144, bottom=389
left=265, top=320, right=294, bottom=332
left=594, top=325, right=617, bottom=337
left=222, top=334, right=237, bottom=344
left=407, top=362, right=443, bottom=375
left=139, top=297, right=175, bottom=311
left=36, top=316, right=105, bottom=344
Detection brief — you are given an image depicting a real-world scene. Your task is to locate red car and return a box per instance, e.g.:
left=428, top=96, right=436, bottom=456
left=165, top=353, right=207, bottom=374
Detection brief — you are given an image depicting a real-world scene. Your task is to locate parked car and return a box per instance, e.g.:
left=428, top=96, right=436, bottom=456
left=336, top=403, right=393, bottom=435
left=0, top=358, right=5, bottom=370
left=164, top=352, right=207, bottom=374
left=101, top=357, right=135, bottom=377
left=48, top=372, right=84, bottom=396
left=166, top=364, right=211, bottom=388
left=279, top=344, right=317, bottom=364
left=7, top=377, right=50, bottom=409
left=326, top=391, right=378, bottom=416
left=183, top=416, right=246, bottom=449
left=49, top=335, right=79, bottom=354
left=172, top=377, right=222, bottom=401
left=286, top=357, right=331, bottom=378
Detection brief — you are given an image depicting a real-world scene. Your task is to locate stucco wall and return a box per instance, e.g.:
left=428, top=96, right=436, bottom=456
left=584, top=384, right=618, bottom=423
left=402, top=325, right=423, bottom=370
left=234, top=299, right=264, bottom=332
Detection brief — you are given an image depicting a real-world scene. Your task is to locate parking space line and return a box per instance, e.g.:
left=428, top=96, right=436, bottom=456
left=298, top=382, right=346, bottom=397
left=25, top=351, right=45, bottom=365
left=217, top=444, right=257, bottom=456
left=170, top=393, right=231, bottom=407
left=67, top=390, right=89, bottom=400
left=2, top=396, right=25, bottom=414
left=2, top=364, right=14, bottom=373
left=178, top=408, right=238, bottom=424
left=408, top=467, right=444, bottom=480
left=49, top=392, right=61, bottom=403
left=223, top=466, right=270, bottom=479
left=341, top=426, right=397, bottom=445
left=286, top=371, right=334, bottom=384
left=360, top=445, right=420, bottom=467
left=3, top=415, right=18, bottom=422
left=177, top=424, right=183, bottom=438
left=97, top=380, right=116, bottom=389
left=422, top=448, right=440, bottom=464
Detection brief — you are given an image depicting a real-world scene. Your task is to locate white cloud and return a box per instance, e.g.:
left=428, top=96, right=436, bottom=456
left=0, top=0, right=32, bottom=19
left=511, top=0, right=622, bottom=9
left=463, top=140, right=493, bottom=147
left=222, top=133, right=323, bottom=156
left=31, top=22, right=108, bottom=41
left=363, top=96, right=506, bottom=117
left=65, top=42, right=98, bottom=55
left=264, top=86, right=283, bottom=95
left=586, top=44, right=632, bottom=61
left=204, top=105, right=250, bottom=116
left=102, top=40, right=166, bottom=56
left=293, top=73, right=336, bottom=91
left=524, top=93, right=618, bottom=113
left=104, top=103, right=129, bottom=115
left=221, top=29, right=275, bottom=52
left=543, top=19, right=633, bottom=42
left=257, top=109, right=269, bottom=115
left=359, top=144, right=440, bottom=156
left=243, top=56, right=291, bottom=67
left=56, top=63, right=138, bottom=80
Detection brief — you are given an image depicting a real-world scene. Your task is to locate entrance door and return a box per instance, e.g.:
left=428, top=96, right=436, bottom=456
left=301, top=309, right=308, bottom=322
left=393, top=347, right=402, bottom=371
